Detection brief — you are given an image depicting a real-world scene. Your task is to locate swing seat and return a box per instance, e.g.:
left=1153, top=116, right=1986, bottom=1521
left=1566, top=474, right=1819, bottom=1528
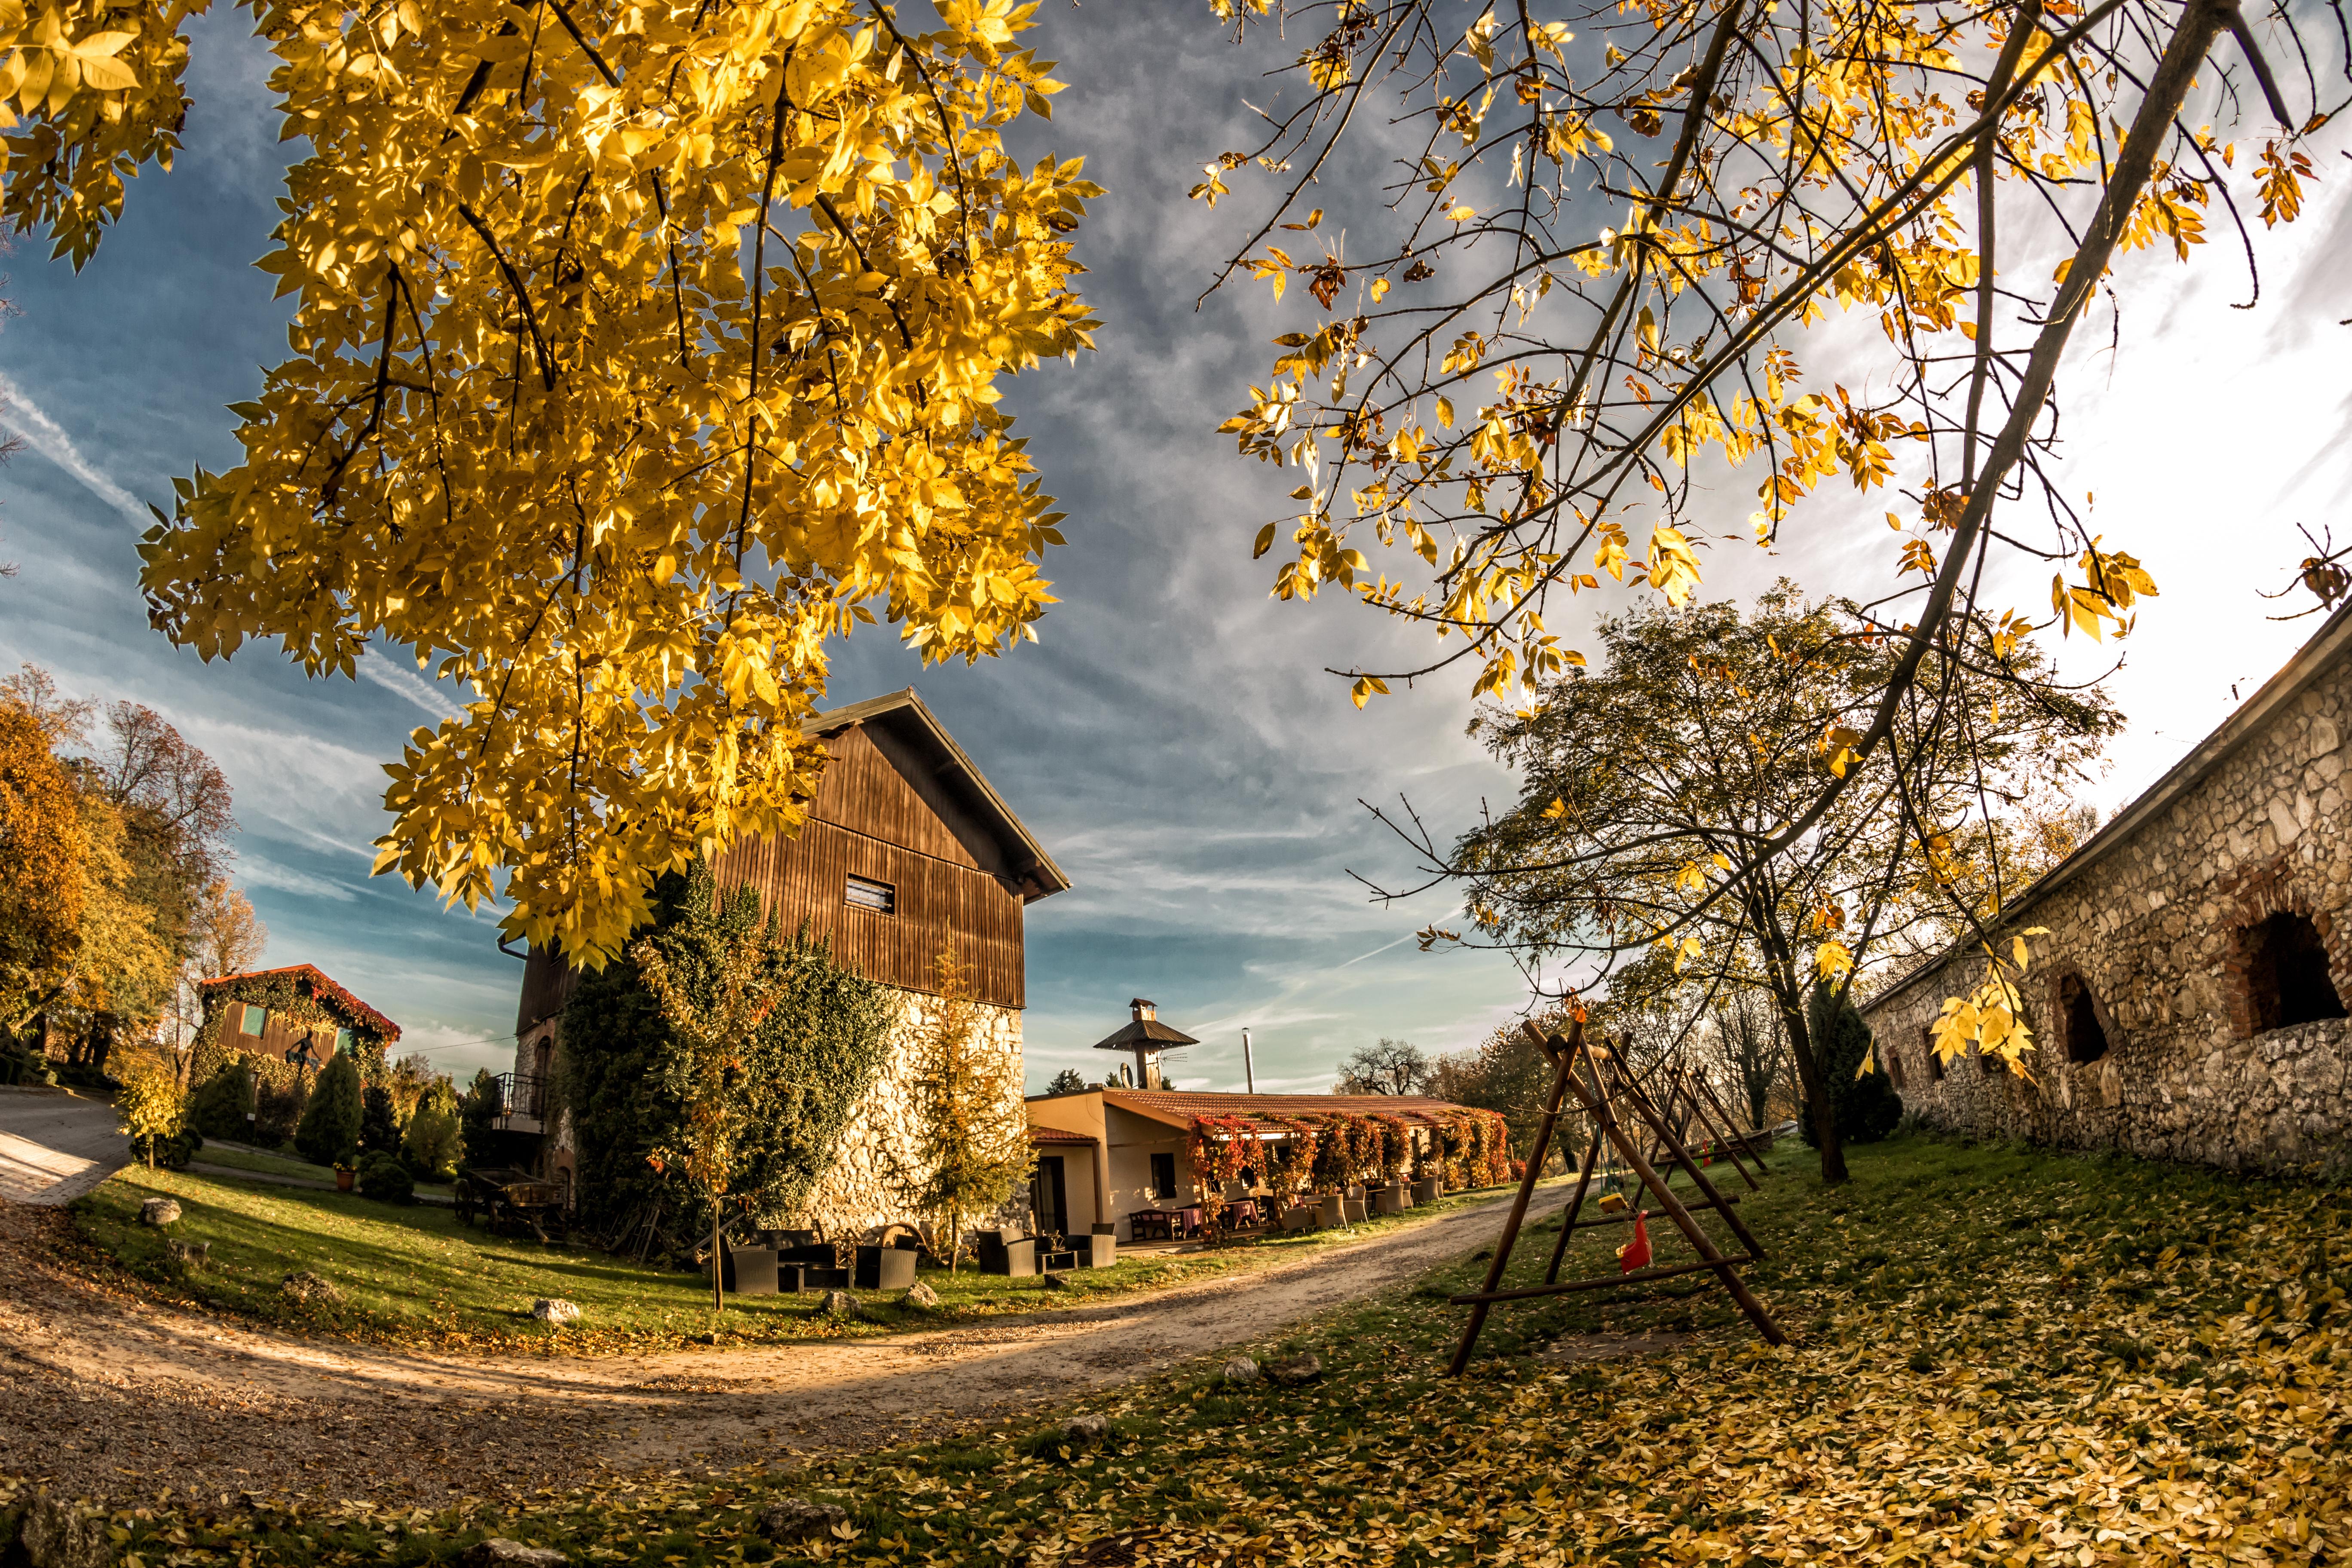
left=1597, top=1191, right=1629, bottom=1214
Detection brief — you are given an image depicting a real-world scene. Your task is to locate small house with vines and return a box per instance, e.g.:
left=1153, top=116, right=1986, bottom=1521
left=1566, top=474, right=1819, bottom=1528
left=189, top=964, right=402, bottom=1084
left=507, top=688, right=1069, bottom=1238
left=1861, top=600, right=2352, bottom=1170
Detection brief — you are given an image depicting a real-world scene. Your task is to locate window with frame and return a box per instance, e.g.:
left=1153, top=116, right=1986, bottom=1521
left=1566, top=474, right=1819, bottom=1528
left=241, top=1004, right=268, bottom=1037
left=1920, top=1026, right=1944, bottom=1082
left=335, top=1027, right=354, bottom=1055
left=1150, top=1151, right=1178, bottom=1199
left=845, top=874, right=896, bottom=915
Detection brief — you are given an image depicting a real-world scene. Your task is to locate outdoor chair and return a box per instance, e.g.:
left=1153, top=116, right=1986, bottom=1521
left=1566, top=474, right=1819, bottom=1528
left=1411, top=1177, right=1441, bottom=1206
left=1068, top=1231, right=1117, bottom=1268
left=852, top=1243, right=918, bottom=1290
left=975, top=1230, right=1038, bottom=1277
left=1279, top=1205, right=1315, bottom=1234
left=722, top=1245, right=779, bottom=1296
left=1374, top=1183, right=1409, bottom=1216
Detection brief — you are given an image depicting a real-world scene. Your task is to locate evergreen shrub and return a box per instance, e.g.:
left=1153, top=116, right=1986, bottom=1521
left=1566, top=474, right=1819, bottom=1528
left=187, top=1063, right=255, bottom=1141
left=294, top=1052, right=364, bottom=1167
left=560, top=864, right=895, bottom=1240
left=1801, top=983, right=1903, bottom=1147
left=357, top=1150, right=415, bottom=1203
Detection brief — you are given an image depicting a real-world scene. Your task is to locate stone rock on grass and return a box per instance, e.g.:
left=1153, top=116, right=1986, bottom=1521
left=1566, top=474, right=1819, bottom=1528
left=903, top=1280, right=939, bottom=1310
left=1221, top=1356, right=1261, bottom=1385
left=1062, top=1413, right=1109, bottom=1444
left=1265, top=1352, right=1322, bottom=1386
left=461, top=1540, right=568, bottom=1568
left=1, top=1489, right=109, bottom=1568
left=822, top=1290, right=861, bottom=1318
left=756, top=1501, right=847, bottom=1544
left=1041, top=1272, right=1073, bottom=1291
left=166, top=1239, right=209, bottom=1267
left=281, top=1271, right=341, bottom=1305
left=138, top=1198, right=180, bottom=1227
left=531, top=1298, right=580, bottom=1325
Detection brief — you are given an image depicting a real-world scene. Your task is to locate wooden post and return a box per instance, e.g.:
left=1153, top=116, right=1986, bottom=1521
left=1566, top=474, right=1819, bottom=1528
left=1542, top=1125, right=1603, bottom=1285
left=1443, top=1017, right=1581, bottom=1377
left=1610, top=1056, right=1768, bottom=1263
left=1684, top=1071, right=1767, bottom=1188
left=1562, top=1037, right=1785, bottom=1346
left=1675, top=1067, right=1768, bottom=1189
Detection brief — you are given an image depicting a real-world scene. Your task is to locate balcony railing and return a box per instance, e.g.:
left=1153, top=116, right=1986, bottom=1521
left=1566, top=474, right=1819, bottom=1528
left=492, top=1071, right=545, bottom=1128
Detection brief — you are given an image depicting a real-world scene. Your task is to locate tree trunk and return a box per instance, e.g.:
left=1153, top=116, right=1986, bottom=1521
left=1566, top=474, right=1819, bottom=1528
left=1776, top=995, right=1847, bottom=1183
left=710, top=1205, right=723, bottom=1314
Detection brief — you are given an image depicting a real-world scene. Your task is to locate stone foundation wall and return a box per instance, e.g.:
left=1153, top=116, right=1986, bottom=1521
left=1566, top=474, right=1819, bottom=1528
left=1862, top=640, right=2352, bottom=1173
left=794, top=989, right=1032, bottom=1243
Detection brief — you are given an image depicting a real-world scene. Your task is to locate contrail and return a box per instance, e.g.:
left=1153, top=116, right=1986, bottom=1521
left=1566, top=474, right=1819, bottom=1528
left=1333, top=905, right=1466, bottom=970
left=0, top=373, right=150, bottom=524
left=358, top=649, right=466, bottom=724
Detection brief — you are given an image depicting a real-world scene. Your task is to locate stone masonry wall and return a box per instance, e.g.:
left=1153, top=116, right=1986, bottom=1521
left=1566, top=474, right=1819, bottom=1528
left=1862, top=645, right=2352, bottom=1172
left=793, top=989, right=1032, bottom=1243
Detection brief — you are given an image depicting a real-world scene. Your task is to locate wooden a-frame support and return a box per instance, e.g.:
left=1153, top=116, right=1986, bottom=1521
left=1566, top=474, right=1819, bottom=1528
left=1643, top=1063, right=1765, bottom=1191
left=1445, top=1017, right=1785, bottom=1375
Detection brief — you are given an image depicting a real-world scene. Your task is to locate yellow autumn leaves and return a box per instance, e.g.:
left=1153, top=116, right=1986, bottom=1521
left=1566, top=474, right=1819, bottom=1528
left=95, top=0, right=1095, bottom=964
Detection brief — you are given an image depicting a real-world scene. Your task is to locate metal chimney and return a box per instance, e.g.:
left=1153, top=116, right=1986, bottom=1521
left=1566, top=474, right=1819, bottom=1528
left=1242, top=1027, right=1256, bottom=1093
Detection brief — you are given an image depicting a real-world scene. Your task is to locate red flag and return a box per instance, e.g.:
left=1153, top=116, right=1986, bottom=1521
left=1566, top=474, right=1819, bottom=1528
left=1617, top=1211, right=1652, bottom=1273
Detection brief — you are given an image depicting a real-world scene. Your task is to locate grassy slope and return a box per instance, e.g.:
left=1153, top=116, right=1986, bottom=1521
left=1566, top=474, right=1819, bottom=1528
left=48, top=1131, right=2349, bottom=1568
left=70, top=1164, right=1514, bottom=1354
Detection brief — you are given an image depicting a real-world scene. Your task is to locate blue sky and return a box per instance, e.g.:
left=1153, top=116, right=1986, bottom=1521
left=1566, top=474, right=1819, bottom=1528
left=4, top=7, right=2349, bottom=1092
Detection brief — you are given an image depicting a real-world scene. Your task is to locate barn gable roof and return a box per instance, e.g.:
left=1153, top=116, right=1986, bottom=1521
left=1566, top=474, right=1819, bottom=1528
left=803, top=688, right=1070, bottom=903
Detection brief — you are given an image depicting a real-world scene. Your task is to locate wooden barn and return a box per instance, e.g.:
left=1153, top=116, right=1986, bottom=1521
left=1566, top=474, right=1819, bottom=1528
left=504, top=689, right=1067, bottom=1231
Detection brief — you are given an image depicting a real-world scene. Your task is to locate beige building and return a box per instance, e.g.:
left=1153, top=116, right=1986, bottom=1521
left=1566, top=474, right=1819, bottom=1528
left=1862, top=601, right=2352, bottom=1171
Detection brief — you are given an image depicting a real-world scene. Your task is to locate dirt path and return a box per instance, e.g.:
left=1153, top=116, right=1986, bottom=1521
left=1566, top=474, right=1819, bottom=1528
left=0, top=1186, right=1555, bottom=1506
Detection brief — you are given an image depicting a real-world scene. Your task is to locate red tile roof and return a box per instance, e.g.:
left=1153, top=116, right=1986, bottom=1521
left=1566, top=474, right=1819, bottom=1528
left=1098, top=1089, right=1481, bottom=1132
left=1028, top=1125, right=1097, bottom=1145
left=198, top=964, right=401, bottom=1041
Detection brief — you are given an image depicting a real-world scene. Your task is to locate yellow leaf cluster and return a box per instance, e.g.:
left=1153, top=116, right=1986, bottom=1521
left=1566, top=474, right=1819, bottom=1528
left=72, top=0, right=1099, bottom=965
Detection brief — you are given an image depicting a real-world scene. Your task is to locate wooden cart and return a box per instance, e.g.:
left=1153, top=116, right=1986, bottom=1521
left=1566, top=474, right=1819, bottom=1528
left=454, top=1166, right=568, bottom=1240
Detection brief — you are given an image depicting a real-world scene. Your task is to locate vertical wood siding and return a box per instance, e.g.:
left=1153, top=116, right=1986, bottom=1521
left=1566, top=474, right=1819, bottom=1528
left=516, top=721, right=1032, bottom=1023
left=713, top=724, right=1027, bottom=1008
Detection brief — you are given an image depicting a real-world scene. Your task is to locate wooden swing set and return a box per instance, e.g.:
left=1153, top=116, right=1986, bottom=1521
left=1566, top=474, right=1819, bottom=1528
left=1446, top=1013, right=1786, bottom=1374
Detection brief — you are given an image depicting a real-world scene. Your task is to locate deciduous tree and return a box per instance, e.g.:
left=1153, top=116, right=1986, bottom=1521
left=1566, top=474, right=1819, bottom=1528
left=1199, top=0, right=2339, bottom=1067
left=1434, top=588, right=2113, bottom=1180
left=896, top=945, right=1030, bottom=1270
left=0, top=0, right=1099, bottom=968
left=1334, top=1036, right=1433, bottom=1095
left=637, top=917, right=783, bottom=1313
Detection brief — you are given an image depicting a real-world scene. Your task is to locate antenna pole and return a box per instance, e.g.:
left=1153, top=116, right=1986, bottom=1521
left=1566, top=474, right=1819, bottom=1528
left=1243, top=1028, right=1256, bottom=1093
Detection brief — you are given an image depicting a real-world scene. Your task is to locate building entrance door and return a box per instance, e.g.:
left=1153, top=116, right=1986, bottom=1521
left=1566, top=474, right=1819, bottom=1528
left=1031, top=1155, right=1066, bottom=1238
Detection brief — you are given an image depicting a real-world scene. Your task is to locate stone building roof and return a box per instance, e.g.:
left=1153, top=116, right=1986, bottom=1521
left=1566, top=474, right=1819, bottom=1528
left=1864, top=596, right=2352, bottom=1012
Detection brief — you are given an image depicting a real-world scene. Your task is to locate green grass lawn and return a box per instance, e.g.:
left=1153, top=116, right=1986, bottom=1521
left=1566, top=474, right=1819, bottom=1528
left=188, top=1145, right=342, bottom=1180
left=53, top=1130, right=2346, bottom=1568
left=71, top=1164, right=1519, bottom=1354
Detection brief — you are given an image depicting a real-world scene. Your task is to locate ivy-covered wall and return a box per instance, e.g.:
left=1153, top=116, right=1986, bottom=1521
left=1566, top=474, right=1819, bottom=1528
left=555, top=866, right=900, bottom=1241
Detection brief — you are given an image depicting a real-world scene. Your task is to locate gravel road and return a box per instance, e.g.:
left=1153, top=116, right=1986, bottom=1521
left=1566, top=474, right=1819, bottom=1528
left=0, top=1184, right=1559, bottom=1506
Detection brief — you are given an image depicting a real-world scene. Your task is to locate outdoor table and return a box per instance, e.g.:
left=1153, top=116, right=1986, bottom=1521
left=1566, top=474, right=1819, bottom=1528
left=1176, top=1204, right=1205, bottom=1237
left=1129, top=1209, right=1174, bottom=1242
left=1220, top=1198, right=1260, bottom=1230
left=1040, top=1248, right=1078, bottom=1272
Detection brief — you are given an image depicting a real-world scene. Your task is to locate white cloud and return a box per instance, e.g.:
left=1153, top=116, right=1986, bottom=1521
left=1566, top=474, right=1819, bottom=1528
left=238, top=854, right=360, bottom=902
left=358, top=649, right=466, bottom=724
left=0, top=372, right=150, bottom=524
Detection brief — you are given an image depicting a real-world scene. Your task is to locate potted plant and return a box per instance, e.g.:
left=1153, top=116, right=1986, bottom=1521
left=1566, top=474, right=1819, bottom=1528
left=334, top=1163, right=356, bottom=1191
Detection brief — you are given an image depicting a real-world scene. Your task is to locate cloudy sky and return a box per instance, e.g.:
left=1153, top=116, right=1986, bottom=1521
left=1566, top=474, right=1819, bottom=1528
left=3, top=6, right=2348, bottom=1093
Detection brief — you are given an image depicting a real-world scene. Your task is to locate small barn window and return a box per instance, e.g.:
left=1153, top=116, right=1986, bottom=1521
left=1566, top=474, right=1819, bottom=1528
left=241, top=1004, right=267, bottom=1037
left=335, top=1027, right=354, bottom=1055
left=2059, top=974, right=2108, bottom=1064
left=1885, top=1050, right=1907, bottom=1090
left=2240, top=911, right=2347, bottom=1031
left=844, top=874, right=896, bottom=915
